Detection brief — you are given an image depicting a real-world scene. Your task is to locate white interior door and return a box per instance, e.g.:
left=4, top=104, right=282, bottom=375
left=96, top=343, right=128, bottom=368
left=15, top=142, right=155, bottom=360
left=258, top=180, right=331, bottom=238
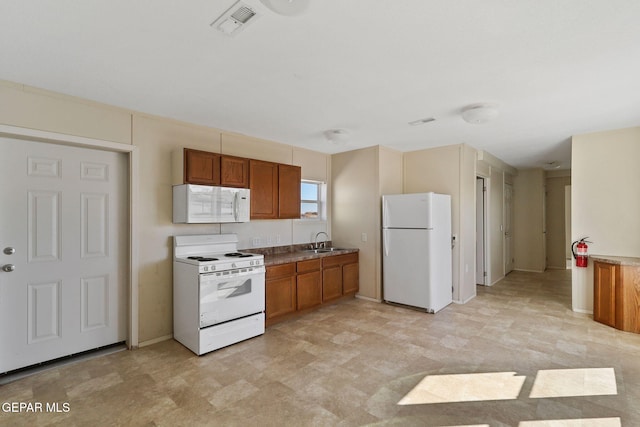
left=476, top=178, right=485, bottom=285
left=0, top=137, right=127, bottom=372
left=504, top=183, right=514, bottom=274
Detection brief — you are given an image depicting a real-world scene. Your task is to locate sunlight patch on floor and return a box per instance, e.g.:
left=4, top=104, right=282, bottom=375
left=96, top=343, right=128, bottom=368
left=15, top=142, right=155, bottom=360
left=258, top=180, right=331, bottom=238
left=529, top=368, right=617, bottom=398
left=398, top=372, right=526, bottom=405
left=518, top=417, right=621, bottom=427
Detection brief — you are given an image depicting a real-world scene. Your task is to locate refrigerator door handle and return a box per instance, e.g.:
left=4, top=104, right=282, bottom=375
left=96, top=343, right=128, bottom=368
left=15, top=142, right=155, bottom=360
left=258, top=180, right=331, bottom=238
left=383, top=229, right=390, bottom=257
left=383, top=198, right=389, bottom=228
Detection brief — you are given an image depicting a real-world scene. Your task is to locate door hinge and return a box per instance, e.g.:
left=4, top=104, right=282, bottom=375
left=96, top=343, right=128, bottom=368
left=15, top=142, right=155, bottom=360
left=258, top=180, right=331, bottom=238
left=483, top=272, right=487, bottom=277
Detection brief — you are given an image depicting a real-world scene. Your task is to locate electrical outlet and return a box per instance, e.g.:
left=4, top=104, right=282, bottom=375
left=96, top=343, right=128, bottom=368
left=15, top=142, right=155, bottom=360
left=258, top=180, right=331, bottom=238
left=276, top=235, right=281, bottom=244
left=252, top=237, right=260, bottom=247
left=361, top=233, right=367, bottom=242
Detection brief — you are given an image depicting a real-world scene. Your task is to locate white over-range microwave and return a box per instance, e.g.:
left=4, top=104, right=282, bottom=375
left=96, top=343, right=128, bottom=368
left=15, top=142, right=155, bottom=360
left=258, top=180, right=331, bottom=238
left=173, top=184, right=250, bottom=223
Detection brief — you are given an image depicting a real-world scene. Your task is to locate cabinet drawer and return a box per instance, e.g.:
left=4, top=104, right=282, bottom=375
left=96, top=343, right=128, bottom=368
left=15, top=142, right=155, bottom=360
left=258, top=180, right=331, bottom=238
left=266, top=262, right=296, bottom=279
left=297, top=258, right=321, bottom=273
left=322, top=253, right=358, bottom=268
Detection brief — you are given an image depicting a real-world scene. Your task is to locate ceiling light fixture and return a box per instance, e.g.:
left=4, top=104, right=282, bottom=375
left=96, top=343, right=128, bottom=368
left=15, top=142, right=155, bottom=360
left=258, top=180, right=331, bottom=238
left=461, top=104, right=499, bottom=124
left=259, top=0, right=310, bottom=16
left=408, top=117, right=436, bottom=126
left=545, top=161, right=561, bottom=169
left=324, top=129, right=349, bottom=144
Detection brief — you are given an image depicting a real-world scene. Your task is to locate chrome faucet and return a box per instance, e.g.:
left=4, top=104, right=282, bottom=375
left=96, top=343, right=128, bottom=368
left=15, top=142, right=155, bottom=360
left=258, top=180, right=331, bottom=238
left=314, top=231, right=329, bottom=249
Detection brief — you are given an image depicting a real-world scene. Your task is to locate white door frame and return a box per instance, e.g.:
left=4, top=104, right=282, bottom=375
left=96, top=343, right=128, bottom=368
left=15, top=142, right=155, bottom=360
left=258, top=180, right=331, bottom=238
left=476, top=177, right=486, bottom=285
left=0, top=124, right=139, bottom=348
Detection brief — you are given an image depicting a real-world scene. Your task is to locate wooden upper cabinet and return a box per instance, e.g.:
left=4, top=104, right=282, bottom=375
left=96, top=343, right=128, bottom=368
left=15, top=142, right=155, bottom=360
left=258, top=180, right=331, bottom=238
left=249, top=159, right=279, bottom=219
left=184, top=148, right=220, bottom=185
left=177, top=148, right=300, bottom=218
left=278, top=164, right=301, bottom=219
left=221, top=155, right=249, bottom=188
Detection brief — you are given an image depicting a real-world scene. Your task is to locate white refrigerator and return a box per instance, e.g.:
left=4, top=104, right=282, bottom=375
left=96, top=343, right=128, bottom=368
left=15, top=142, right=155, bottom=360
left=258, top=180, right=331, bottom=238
left=382, top=192, right=452, bottom=313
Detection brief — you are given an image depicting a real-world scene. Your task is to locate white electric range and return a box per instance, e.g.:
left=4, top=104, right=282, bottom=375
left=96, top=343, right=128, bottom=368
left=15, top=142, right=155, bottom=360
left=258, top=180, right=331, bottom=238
left=173, top=234, right=265, bottom=355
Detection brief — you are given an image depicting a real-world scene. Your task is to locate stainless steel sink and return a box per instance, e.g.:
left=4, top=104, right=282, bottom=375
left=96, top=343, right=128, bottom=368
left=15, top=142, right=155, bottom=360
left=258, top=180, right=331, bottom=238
left=304, top=247, right=345, bottom=253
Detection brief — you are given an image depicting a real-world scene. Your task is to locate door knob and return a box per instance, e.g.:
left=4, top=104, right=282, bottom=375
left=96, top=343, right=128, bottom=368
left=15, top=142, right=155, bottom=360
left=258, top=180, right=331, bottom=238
left=3, top=247, right=15, bottom=255
left=2, top=264, right=15, bottom=272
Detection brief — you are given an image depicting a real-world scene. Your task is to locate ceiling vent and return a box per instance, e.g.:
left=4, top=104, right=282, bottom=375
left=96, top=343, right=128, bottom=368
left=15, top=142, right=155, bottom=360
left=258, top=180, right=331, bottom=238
left=211, top=1, right=259, bottom=36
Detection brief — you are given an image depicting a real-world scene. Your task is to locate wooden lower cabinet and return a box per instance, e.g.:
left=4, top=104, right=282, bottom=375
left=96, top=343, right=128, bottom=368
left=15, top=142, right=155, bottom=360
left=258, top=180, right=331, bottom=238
left=593, top=261, right=618, bottom=328
left=322, top=253, right=359, bottom=302
left=265, top=263, right=296, bottom=321
left=343, top=261, right=359, bottom=294
left=297, top=259, right=322, bottom=310
left=593, top=260, right=640, bottom=333
left=265, top=252, right=359, bottom=325
left=322, top=265, right=343, bottom=302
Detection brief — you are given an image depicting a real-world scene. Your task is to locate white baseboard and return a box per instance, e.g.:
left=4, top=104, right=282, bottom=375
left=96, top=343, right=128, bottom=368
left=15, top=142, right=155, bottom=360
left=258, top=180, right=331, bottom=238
left=139, top=334, right=173, bottom=348
left=572, top=308, right=593, bottom=315
left=458, top=294, right=476, bottom=304
left=355, top=294, right=382, bottom=303
left=513, top=268, right=545, bottom=273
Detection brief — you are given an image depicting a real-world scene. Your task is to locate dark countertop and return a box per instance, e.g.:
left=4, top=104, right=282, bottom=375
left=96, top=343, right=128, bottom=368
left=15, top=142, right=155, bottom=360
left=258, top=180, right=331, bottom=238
left=263, top=248, right=359, bottom=266
left=591, top=255, right=640, bottom=267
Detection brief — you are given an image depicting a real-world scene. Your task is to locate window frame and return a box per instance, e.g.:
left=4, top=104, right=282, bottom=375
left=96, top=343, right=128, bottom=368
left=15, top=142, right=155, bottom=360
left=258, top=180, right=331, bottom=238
left=300, top=179, right=324, bottom=220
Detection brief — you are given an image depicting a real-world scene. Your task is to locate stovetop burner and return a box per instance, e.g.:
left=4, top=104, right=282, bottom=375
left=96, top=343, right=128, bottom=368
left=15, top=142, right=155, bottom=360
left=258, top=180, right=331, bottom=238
left=188, top=256, right=219, bottom=261
left=225, top=252, right=254, bottom=258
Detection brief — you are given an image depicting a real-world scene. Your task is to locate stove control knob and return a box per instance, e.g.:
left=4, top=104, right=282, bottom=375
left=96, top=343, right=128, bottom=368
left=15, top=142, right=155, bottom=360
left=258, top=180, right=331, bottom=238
left=232, top=263, right=237, bottom=268
left=203, top=266, right=209, bottom=272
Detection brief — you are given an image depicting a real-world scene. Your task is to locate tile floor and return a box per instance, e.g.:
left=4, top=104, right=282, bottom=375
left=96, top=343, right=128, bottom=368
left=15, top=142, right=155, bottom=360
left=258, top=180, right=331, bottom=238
left=2, top=269, right=640, bottom=426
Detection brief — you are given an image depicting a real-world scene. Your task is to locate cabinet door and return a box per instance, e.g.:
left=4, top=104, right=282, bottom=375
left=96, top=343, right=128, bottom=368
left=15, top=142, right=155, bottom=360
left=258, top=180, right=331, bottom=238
left=594, top=261, right=617, bottom=328
left=185, top=148, right=220, bottom=185
left=266, top=276, right=296, bottom=320
left=342, top=262, right=359, bottom=294
left=250, top=160, right=278, bottom=219
left=278, top=164, right=301, bottom=219
left=221, top=155, right=249, bottom=188
left=322, top=265, right=342, bottom=302
left=297, top=270, right=322, bottom=310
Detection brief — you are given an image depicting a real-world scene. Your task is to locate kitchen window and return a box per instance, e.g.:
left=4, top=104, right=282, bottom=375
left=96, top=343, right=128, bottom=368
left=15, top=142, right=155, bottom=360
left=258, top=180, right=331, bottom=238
left=300, top=180, right=325, bottom=220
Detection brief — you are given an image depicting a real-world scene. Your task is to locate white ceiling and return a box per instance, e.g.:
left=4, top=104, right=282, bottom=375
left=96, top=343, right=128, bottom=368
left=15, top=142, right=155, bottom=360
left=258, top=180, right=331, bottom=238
left=2, top=1, right=640, bottom=169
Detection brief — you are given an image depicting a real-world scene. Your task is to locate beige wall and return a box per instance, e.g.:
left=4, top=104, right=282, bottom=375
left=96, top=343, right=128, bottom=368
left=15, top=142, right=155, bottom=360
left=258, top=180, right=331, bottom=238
left=330, top=146, right=403, bottom=301
left=489, top=167, right=505, bottom=282
left=0, top=79, right=331, bottom=344
left=403, top=144, right=477, bottom=303
left=571, top=126, right=640, bottom=312
left=378, top=147, right=404, bottom=300
left=460, top=145, right=477, bottom=300
left=0, top=80, right=132, bottom=144
left=545, top=171, right=571, bottom=269
left=331, top=147, right=377, bottom=300
left=513, top=169, right=546, bottom=272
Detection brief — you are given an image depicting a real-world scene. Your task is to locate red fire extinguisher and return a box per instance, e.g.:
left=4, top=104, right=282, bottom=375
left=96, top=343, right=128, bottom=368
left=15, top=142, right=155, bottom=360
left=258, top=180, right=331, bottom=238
left=571, top=237, right=591, bottom=268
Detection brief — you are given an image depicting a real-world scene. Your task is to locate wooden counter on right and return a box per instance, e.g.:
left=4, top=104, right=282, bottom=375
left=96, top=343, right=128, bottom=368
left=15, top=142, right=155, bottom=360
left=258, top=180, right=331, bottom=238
left=592, top=255, right=640, bottom=333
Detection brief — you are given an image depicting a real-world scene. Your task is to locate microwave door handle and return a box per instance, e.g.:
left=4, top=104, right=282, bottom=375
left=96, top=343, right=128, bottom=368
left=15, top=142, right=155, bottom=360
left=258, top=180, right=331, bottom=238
left=234, top=192, right=239, bottom=221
